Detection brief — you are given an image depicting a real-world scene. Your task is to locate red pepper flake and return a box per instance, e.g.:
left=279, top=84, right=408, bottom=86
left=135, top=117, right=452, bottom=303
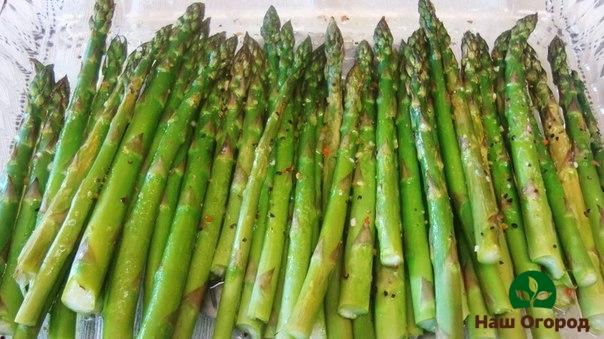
left=322, top=146, right=330, bottom=157
left=364, top=216, right=371, bottom=225
left=204, top=215, right=214, bottom=223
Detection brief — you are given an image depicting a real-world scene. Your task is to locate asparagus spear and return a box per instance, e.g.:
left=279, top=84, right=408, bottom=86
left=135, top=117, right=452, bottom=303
left=237, top=152, right=275, bottom=339
left=503, top=15, right=567, bottom=279
left=572, top=71, right=604, bottom=188
left=230, top=42, right=270, bottom=339
left=131, top=20, right=210, bottom=217
left=13, top=30, right=165, bottom=286
left=397, top=35, right=435, bottom=331
left=212, top=37, right=312, bottom=338
left=248, top=21, right=298, bottom=322
left=548, top=37, right=604, bottom=331
left=138, top=40, right=249, bottom=339
left=41, top=0, right=114, bottom=228
left=320, top=18, right=344, bottom=210
left=167, top=74, right=230, bottom=339
left=458, top=234, right=496, bottom=339
left=286, top=57, right=364, bottom=339
left=374, top=260, right=407, bottom=338
left=325, top=253, right=353, bottom=339
left=476, top=34, right=538, bottom=275
left=143, top=142, right=188, bottom=308
left=0, top=63, right=54, bottom=273
left=353, top=313, right=375, bottom=339
left=418, top=0, right=473, bottom=259
left=549, top=36, right=604, bottom=278
left=276, top=46, right=325, bottom=335
left=518, top=49, right=597, bottom=287
left=0, top=78, right=67, bottom=333
left=47, top=301, right=76, bottom=339
left=13, top=38, right=160, bottom=327
left=404, top=13, right=463, bottom=336
left=526, top=91, right=597, bottom=284
left=371, top=18, right=405, bottom=267
left=101, top=35, right=235, bottom=336
left=212, top=18, right=294, bottom=276
left=419, top=0, right=511, bottom=316
left=338, top=41, right=376, bottom=319
left=438, top=28, right=500, bottom=264
left=85, top=35, right=127, bottom=134
left=60, top=4, right=205, bottom=314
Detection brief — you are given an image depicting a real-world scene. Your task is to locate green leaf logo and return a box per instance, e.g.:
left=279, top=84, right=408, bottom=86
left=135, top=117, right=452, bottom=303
left=509, top=270, right=556, bottom=309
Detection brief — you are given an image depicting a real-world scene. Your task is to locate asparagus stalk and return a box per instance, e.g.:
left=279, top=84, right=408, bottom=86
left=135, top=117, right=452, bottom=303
left=167, top=74, right=230, bottom=339
left=47, top=301, right=76, bottom=339
left=138, top=40, right=249, bottom=339
left=248, top=21, right=298, bottom=322
left=320, top=18, right=344, bottom=209
left=338, top=41, right=376, bottom=319
left=458, top=234, right=496, bottom=339
left=210, top=20, right=291, bottom=277
left=404, top=11, right=464, bottom=336
left=13, top=39, right=160, bottom=327
left=476, top=34, right=538, bottom=275
left=266, top=238, right=291, bottom=338
left=439, top=28, right=500, bottom=264
left=526, top=92, right=597, bottom=283
left=85, top=35, right=127, bottom=134
left=59, top=5, right=205, bottom=314
left=0, top=63, right=54, bottom=272
left=276, top=46, right=325, bottom=335
left=230, top=42, right=271, bottom=339
left=397, top=35, right=435, bottom=331
left=212, top=37, right=312, bottom=338
left=405, top=278, right=424, bottom=338
left=374, top=260, right=407, bottom=339
left=519, top=52, right=597, bottom=287
left=325, top=254, right=353, bottom=339
left=548, top=37, right=604, bottom=331
left=131, top=20, right=210, bottom=216
left=101, top=35, right=235, bottom=336
left=353, top=312, right=376, bottom=339
left=503, top=15, right=567, bottom=279
left=0, top=78, right=68, bottom=333
left=143, top=142, right=188, bottom=308
left=418, top=0, right=473, bottom=259
left=13, top=31, right=165, bottom=286
left=371, top=18, right=405, bottom=267
left=286, top=56, right=364, bottom=339
left=572, top=70, right=604, bottom=188
left=237, top=152, right=275, bottom=339
left=549, top=36, right=604, bottom=278
left=419, top=0, right=511, bottom=316
left=41, top=0, right=114, bottom=227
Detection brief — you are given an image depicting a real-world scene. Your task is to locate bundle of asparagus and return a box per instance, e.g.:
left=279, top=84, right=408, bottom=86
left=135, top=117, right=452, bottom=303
left=0, top=0, right=603, bottom=338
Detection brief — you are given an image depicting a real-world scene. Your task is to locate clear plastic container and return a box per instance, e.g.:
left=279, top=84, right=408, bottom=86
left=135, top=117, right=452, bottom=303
left=0, top=0, right=602, bottom=337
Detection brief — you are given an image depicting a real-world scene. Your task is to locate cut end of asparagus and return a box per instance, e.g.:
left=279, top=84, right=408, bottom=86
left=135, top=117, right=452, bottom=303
left=476, top=242, right=501, bottom=264
left=417, top=318, right=437, bottom=332
left=534, top=255, right=566, bottom=281
left=337, top=305, right=366, bottom=319
left=379, top=252, right=403, bottom=267
left=61, top=280, right=97, bottom=314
